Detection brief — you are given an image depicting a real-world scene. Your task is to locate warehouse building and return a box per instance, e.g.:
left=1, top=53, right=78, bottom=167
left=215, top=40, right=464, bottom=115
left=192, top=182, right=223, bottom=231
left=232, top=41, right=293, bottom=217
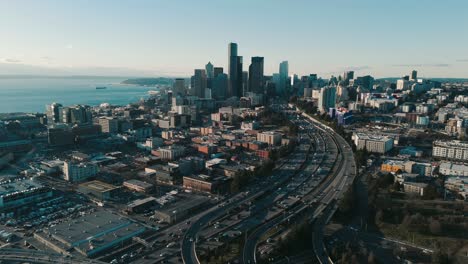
left=0, top=178, right=53, bottom=210
left=35, top=210, right=145, bottom=257
left=77, top=180, right=121, bottom=201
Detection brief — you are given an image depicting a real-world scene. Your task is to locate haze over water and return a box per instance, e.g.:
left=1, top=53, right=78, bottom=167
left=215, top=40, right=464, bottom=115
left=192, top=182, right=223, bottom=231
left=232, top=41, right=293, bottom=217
left=0, top=77, right=154, bottom=113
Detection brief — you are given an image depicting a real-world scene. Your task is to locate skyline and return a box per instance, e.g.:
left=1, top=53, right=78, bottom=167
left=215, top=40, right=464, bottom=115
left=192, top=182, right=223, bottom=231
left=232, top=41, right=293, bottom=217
left=1, top=0, right=468, bottom=78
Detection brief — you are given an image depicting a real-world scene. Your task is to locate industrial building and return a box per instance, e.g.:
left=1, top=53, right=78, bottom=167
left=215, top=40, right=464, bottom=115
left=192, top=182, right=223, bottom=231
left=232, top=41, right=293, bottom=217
left=77, top=180, right=121, bottom=201
left=123, top=179, right=154, bottom=193
left=154, top=194, right=210, bottom=224
left=126, top=197, right=157, bottom=213
left=35, top=210, right=145, bottom=257
left=0, top=178, right=53, bottom=210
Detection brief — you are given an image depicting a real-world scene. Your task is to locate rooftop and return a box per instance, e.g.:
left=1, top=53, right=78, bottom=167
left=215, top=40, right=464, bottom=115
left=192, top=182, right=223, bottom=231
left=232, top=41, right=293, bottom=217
left=434, top=140, right=468, bottom=149
left=0, top=178, right=44, bottom=197
left=78, top=180, right=120, bottom=193
left=124, top=179, right=153, bottom=188
left=46, top=210, right=145, bottom=256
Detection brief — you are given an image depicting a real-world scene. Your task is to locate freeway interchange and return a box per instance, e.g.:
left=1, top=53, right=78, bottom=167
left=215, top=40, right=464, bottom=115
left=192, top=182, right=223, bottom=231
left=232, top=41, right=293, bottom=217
left=177, top=106, right=357, bottom=264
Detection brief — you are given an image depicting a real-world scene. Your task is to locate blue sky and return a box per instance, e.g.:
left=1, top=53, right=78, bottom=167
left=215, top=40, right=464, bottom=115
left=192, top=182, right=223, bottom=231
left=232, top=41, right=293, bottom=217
left=0, top=0, right=467, bottom=78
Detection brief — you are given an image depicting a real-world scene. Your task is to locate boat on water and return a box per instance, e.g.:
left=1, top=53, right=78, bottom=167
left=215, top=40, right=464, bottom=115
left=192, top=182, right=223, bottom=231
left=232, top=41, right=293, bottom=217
left=147, top=90, right=160, bottom=95
left=96, top=86, right=107, bottom=89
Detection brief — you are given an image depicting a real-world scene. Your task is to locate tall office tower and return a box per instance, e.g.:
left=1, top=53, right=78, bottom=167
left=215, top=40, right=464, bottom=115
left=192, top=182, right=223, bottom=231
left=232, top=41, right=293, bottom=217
left=248, top=56, right=264, bottom=94
left=242, top=71, right=248, bottom=96
left=173, top=78, right=186, bottom=96
left=212, top=73, right=228, bottom=100
left=69, top=105, right=92, bottom=124
left=206, top=62, right=214, bottom=89
left=214, top=67, right=224, bottom=77
left=410, top=70, right=418, bottom=81
left=343, top=71, right=354, bottom=82
left=46, top=102, right=63, bottom=124
left=228, top=43, right=243, bottom=98
left=318, top=86, right=337, bottom=113
left=354, top=75, right=374, bottom=90
left=205, top=62, right=214, bottom=79
left=190, top=69, right=207, bottom=98
left=278, top=61, right=289, bottom=95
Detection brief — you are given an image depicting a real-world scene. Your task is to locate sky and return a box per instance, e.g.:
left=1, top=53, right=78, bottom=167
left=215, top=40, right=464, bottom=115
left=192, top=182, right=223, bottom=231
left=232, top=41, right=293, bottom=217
left=0, top=0, right=467, bottom=78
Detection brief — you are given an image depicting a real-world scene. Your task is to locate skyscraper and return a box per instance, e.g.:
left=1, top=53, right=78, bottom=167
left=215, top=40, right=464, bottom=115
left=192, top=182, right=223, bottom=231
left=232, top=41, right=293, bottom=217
left=242, top=71, right=248, bottom=96
left=214, top=67, right=224, bottom=77
left=318, top=86, right=337, bottom=113
left=228, top=43, right=243, bottom=98
left=173, top=78, right=186, bottom=96
left=410, top=70, right=418, bottom=81
left=46, top=102, right=63, bottom=124
left=212, top=73, right=228, bottom=100
left=248, top=56, right=264, bottom=94
left=190, top=69, right=207, bottom=98
left=278, top=61, right=289, bottom=95
left=343, top=71, right=354, bottom=84
left=205, top=62, right=214, bottom=90
left=205, top=62, right=214, bottom=79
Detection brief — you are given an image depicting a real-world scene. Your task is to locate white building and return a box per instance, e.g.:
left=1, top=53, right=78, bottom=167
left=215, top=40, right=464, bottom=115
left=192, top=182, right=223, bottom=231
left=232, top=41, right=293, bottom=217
left=416, top=116, right=430, bottom=126
left=396, top=79, right=409, bottom=90
left=439, top=162, right=468, bottom=177
left=99, top=117, right=118, bottom=133
left=158, top=145, right=185, bottom=160
left=353, top=132, right=394, bottom=154
left=63, top=161, right=98, bottom=182
left=257, top=131, right=282, bottom=146
left=433, top=140, right=468, bottom=161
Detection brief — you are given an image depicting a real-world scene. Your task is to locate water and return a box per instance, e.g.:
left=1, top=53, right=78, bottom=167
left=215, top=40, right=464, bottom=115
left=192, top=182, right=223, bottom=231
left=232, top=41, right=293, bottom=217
left=0, top=77, right=156, bottom=113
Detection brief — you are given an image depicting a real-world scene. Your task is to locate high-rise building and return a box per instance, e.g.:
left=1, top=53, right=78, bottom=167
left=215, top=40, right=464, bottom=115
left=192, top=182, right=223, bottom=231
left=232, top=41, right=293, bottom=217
left=278, top=61, right=289, bottom=95
left=173, top=78, right=186, bottom=96
left=354, top=75, right=374, bottom=90
left=228, top=43, right=243, bottom=98
left=410, top=70, right=418, bottom=81
left=46, top=102, right=63, bottom=124
left=318, top=86, right=337, bottom=113
left=55, top=105, right=92, bottom=124
left=214, top=67, right=224, bottom=77
left=191, top=69, right=207, bottom=98
left=343, top=71, right=354, bottom=83
left=212, top=73, right=228, bottom=100
left=248, top=56, right=264, bottom=94
left=205, top=62, right=214, bottom=79
left=69, top=105, right=92, bottom=124
left=99, top=117, right=119, bottom=134
left=242, top=71, right=248, bottom=96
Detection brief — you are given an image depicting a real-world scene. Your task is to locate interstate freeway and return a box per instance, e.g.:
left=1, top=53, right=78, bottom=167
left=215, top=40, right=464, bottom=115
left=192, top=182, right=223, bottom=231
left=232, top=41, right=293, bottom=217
left=180, top=105, right=356, bottom=264
left=241, top=110, right=356, bottom=264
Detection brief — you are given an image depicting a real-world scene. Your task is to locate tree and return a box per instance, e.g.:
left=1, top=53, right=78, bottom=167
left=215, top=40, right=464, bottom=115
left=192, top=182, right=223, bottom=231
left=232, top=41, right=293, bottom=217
left=429, top=219, right=442, bottom=235
left=423, top=185, right=439, bottom=200
left=431, top=250, right=451, bottom=264
left=375, top=209, right=384, bottom=225
left=368, top=251, right=376, bottom=264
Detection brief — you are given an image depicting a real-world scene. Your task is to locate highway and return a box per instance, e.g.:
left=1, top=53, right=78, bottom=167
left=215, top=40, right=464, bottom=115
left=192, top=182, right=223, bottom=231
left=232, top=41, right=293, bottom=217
left=0, top=248, right=106, bottom=264
left=177, top=104, right=356, bottom=264
left=181, top=127, right=310, bottom=263
left=181, top=110, right=319, bottom=264
left=240, top=110, right=356, bottom=264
